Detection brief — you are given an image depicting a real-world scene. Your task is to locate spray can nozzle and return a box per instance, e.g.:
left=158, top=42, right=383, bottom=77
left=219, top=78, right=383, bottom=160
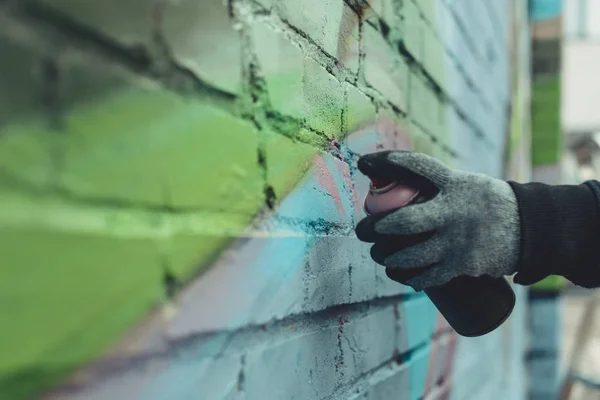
left=364, top=177, right=419, bottom=215
left=368, top=176, right=396, bottom=191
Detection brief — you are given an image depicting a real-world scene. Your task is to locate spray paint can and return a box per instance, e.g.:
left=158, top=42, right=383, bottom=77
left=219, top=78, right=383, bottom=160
left=364, top=178, right=516, bottom=337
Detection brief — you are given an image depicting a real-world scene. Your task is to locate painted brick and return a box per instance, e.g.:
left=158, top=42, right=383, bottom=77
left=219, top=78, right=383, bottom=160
left=434, top=144, right=453, bottom=169
left=424, top=383, right=452, bottom=400
left=377, top=0, right=404, bottom=42
left=456, top=45, right=479, bottom=95
left=438, top=0, right=459, bottom=51
left=303, top=237, right=354, bottom=310
left=422, top=84, right=440, bottom=137
left=337, top=5, right=361, bottom=74
left=364, top=344, right=430, bottom=400
left=163, top=0, right=242, bottom=95
left=399, top=295, right=438, bottom=352
left=448, top=107, right=470, bottom=165
left=422, top=28, right=446, bottom=90
left=363, top=24, right=408, bottom=110
left=364, top=364, right=410, bottom=400
left=40, top=0, right=154, bottom=48
left=454, top=80, right=478, bottom=123
left=254, top=0, right=274, bottom=9
left=165, top=224, right=397, bottom=340
left=349, top=242, right=380, bottom=303
left=59, top=56, right=263, bottom=212
left=250, top=21, right=305, bottom=118
left=425, top=333, right=456, bottom=392
left=244, top=323, right=341, bottom=400
left=0, top=35, right=55, bottom=187
left=376, top=107, right=414, bottom=151
left=418, top=0, right=437, bottom=25
left=166, top=234, right=308, bottom=336
left=0, top=37, right=45, bottom=127
left=269, top=151, right=354, bottom=226
left=402, top=0, right=424, bottom=63
left=409, top=344, right=434, bottom=400
left=278, top=0, right=360, bottom=73
left=304, top=58, right=344, bottom=138
left=0, top=208, right=164, bottom=394
left=137, top=353, right=242, bottom=400
left=43, top=355, right=167, bottom=400
left=341, top=306, right=397, bottom=379
left=346, top=83, right=377, bottom=132
left=437, top=102, right=450, bottom=145
left=263, top=128, right=316, bottom=200
left=409, top=72, right=438, bottom=135
left=443, top=57, right=462, bottom=107
left=410, top=122, right=432, bottom=156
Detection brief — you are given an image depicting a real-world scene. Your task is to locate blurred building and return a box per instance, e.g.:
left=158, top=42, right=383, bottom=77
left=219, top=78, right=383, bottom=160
left=563, top=0, right=600, bottom=183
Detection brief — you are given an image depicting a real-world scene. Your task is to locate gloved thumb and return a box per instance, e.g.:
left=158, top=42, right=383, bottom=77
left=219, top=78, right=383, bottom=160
left=357, top=151, right=451, bottom=191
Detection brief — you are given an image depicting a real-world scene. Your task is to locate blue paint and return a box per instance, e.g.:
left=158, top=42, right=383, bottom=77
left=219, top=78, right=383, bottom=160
left=410, top=344, right=432, bottom=400
left=140, top=157, right=352, bottom=400
left=529, top=0, right=563, bottom=21
left=403, top=296, right=437, bottom=350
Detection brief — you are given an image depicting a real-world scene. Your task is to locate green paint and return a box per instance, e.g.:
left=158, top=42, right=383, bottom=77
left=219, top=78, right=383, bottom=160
left=0, top=122, right=57, bottom=188
left=346, top=84, right=377, bottom=133
left=0, top=78, right=329, bottom=398
left=531, top=75, right=561, bottom=166
left=531, top=276, right=567, bottom=291
left=265, top=128, right=317, bottom=200
left=304, top=58, right=344, bottom=138
left=0, top=202, right=163, bottom=398
left=0, top=57, right=360, bottom=397
left=0, top=184, right=255, bottom=397
left=402, top=0, right=423, bottom=62
left=61, top=88, right=265, bottom=211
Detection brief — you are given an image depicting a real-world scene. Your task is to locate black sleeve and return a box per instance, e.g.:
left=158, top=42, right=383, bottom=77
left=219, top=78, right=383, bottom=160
left=507, top=180, right=600, bottom=288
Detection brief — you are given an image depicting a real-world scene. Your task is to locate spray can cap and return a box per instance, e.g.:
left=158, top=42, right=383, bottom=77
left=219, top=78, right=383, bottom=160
left=364, top=176, right=419, bottom=215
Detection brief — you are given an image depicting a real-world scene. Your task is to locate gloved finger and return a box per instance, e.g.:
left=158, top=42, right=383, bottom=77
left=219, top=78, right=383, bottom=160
left=358, top=151, right=450, bottom=189
left=355, top=214, right=388, bottom=243
left=370, top=242, right=388, bottom=266
left=384, top=235, right=446, bottom=269
left=385, top=265, right=434, bottom=284
left=404, top=265, right=450, bottom=292
left=374, top=197, right=449, bottom=235
left=369, top=231, right=436, bottom=264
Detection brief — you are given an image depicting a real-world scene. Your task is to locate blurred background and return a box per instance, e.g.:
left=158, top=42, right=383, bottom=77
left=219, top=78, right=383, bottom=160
left=542, top=0, right=600, bottom=398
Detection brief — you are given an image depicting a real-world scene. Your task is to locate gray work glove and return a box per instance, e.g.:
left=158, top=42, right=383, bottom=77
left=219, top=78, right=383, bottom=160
left=355, top=151, right=521, bottom=291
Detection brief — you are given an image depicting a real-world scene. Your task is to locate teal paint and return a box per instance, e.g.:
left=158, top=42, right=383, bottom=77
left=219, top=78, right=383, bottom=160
left=529, top=0, right=563, bottom=21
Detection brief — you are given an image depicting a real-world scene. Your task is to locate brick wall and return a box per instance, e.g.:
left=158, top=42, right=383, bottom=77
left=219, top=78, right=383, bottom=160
left=0, top=1, right=529, bottom=399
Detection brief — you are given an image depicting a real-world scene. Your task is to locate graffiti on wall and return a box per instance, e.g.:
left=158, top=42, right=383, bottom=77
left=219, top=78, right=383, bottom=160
left=0, top=0, right=527, bottom=399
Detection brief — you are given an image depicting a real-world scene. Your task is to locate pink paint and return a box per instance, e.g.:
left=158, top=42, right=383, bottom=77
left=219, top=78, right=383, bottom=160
left=313, top=155, right=347, bottom=217
left=377, top=117, right=413, bottom=150
left=423, top=316, right=447, bottom=396
left=335, top=157, right=361, bottom=213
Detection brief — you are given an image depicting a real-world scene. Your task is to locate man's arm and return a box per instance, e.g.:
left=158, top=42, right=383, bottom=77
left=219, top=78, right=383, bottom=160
left=355, top=150, right=600, bottom=290
left=509, top=180, right=600, bottom=287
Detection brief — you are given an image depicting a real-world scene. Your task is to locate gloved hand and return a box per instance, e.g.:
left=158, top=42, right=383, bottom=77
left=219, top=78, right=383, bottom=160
left=355, top=150, right=521, bottom=291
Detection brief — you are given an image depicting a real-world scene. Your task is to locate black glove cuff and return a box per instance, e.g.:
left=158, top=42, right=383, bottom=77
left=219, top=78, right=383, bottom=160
left=507, top=181, right=600, bottom=287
